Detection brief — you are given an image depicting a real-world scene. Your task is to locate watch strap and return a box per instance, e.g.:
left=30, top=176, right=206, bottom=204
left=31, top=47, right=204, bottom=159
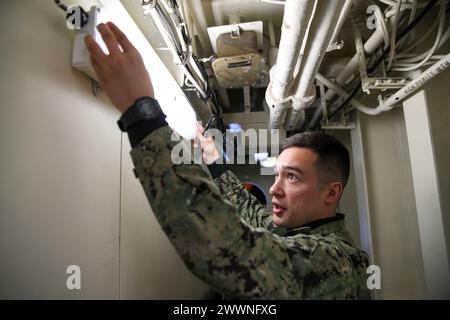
left=117, top=97, right=164, bottom=132
left=127, top=114, right=168, bottom=148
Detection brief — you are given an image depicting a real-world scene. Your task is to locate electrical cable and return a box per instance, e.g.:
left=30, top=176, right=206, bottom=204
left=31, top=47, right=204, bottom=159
left=154, top=0, right=210, bottom=103
left=398, top=15, right=439, bottom=55
left=54, top=0, right=67, bottom=11
left=393, top=6, right=449, bottom=65
left=386, top=0, right=402, bottom=70
left=393, top=59, right=443, bottom=67
left=150, top=1, right=234, bottom=128
left=392, top=2, right=447, bottom=71
left=326, top=0, right=438, bottom=120
left=408, top=0, right=418, bottom=24
left=155, top=2, right=183, bottom=56
left=374, top=0, right=438, bottom=71
left=378, top=0, right=427, bottom=10
left=161, top=0, right=190, bottom=56
left=158, top=1, right=220, bottom=119
left=156, top=2, right=188, bottom=65
left=193, top=55, right=224, bottom=119
left=373, top=5, right=391, bottom=48
left=170, top=2, right=222, bottom=122
left=396, top=0, right=417, bottom=49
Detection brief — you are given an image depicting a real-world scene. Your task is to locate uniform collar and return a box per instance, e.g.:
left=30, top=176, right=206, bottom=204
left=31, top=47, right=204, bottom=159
left=283, top=213, right=346, bottom=237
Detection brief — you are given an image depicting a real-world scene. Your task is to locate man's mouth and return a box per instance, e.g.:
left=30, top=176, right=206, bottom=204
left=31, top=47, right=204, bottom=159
left=272, top=202, right=286, bottom=215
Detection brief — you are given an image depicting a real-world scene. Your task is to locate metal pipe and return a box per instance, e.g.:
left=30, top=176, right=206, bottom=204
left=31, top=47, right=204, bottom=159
left=271, top=0, right=316, bottom=100
left=325, top=29, right=385, bottom=101
left=324, top=11, right=402, bottom=101
left=265, top=0, right=316, bottom=129
left=328, top=0, right=353, bottom=51
left=316, top=53, right=450, bottom=115
left=380, top=53, right=450, bottom=112
left=292, top=0, right=346, bottom=100
left=285, top=0, right=346, bottom=130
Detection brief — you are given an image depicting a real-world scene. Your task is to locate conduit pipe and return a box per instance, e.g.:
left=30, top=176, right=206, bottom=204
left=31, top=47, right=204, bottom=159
left=397, top=24, right=450, bottom=62
left=324, top=28, right=386, bottom=101
left=265, top=0, right=316, bottom=129
left=285, top=0, right=347, bottom=130
left=323, top=9, right=404, bottom=101
left=316, top=53, right=450, bottom=115
left=328, top=0, right=353, bottom=51
left=325, top=6, right=449, bottom=100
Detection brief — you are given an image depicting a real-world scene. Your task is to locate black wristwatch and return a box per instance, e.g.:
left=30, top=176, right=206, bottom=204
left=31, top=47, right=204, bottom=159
left=117, top=96, right=164, bottom=132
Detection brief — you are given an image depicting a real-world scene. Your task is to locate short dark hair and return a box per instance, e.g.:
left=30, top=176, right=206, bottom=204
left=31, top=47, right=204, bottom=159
left=281, top=132, right=350, bottom=188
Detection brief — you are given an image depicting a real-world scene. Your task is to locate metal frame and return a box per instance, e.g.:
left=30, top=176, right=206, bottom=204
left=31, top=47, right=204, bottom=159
left=351, top=17, right=410, bottom=94
left=318, top=81, right=356, bottom=130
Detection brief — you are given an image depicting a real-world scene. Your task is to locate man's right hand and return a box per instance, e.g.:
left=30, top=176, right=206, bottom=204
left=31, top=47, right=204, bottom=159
left=85, top=22, right=154, bottom=114
left=195, top=122, right=222, bottom=165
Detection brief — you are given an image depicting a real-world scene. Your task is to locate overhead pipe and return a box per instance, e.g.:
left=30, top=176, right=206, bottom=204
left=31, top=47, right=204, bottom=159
left=284, top=0, right=347, bottom=130
left=324, top=31, right=385, bottom=102
left=265, top=0, right=316, bottom=129
left=316, top=52, right=450, bottom=115
left=327, top=0, right=353, bottom=52
left=324, top=10, right=401, bottom=101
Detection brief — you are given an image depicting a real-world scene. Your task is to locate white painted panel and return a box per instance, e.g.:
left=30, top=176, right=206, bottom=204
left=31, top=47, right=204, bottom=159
left=0, top=0, right=120, bottom=299
left=358, top=107, right=426, bottom=299
left=422, top=69, right=450, bottom=274
left=403, top=90, right=450, bottom=299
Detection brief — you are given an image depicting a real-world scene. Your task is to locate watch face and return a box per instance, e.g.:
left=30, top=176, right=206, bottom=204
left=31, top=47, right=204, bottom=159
left=118, top=97, right=163, bottom=132
left=139, top=100, right=157, bottom=118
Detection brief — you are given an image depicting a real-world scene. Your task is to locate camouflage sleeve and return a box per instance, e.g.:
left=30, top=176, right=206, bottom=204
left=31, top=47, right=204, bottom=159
left=130, top=126, right=301, bottom=298
left=212, top=171, right=274, bottom=231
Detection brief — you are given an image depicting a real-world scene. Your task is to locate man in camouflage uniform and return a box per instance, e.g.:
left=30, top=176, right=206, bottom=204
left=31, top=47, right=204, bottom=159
left=85, top=22, right=371, bottom=299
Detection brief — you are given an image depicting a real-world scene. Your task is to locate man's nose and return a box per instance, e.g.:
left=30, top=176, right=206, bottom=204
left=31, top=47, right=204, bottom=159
left=269, top=178, right=284, bottom=197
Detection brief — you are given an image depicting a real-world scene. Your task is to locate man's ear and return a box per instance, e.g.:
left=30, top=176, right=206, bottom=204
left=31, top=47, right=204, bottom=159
left=324, top=182, right=343, bottom=205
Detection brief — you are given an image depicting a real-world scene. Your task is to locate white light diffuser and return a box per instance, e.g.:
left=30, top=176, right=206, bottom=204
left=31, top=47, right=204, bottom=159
left=76, top=0, right=198, bottom=139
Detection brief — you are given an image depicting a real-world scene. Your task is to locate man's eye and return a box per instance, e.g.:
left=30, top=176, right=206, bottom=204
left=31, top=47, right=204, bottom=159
left=287, top=173, right=297, bottom=181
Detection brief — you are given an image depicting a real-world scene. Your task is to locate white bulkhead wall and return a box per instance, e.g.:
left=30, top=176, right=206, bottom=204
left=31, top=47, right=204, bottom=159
left=0, top=0, right=207, bottom=299
left=0, top=0, right=121, bottom=298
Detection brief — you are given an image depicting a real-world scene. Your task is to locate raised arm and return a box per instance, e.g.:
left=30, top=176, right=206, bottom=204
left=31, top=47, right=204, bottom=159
left=196, top=124, right=276, bottom=231
left=210, top=166, right=276, bottom=231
